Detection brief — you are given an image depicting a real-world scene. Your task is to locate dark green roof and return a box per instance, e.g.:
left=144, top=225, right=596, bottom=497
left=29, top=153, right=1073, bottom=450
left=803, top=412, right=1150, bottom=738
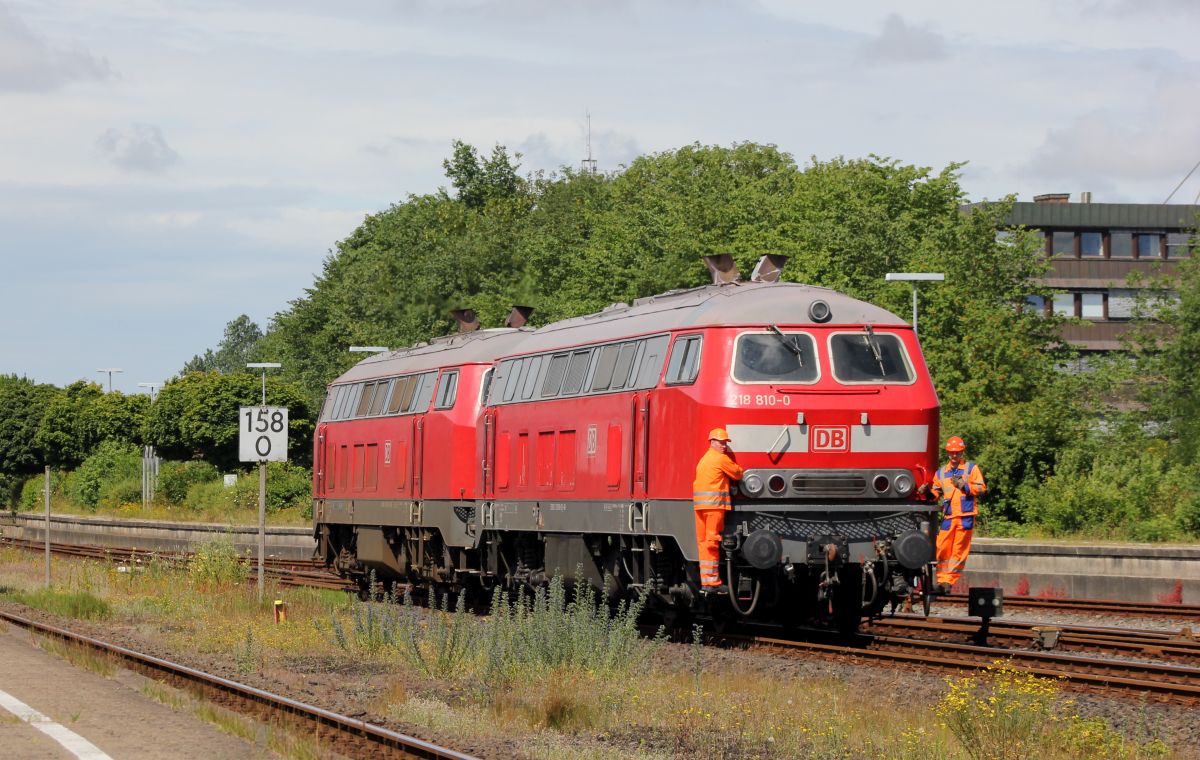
left=996, top=202, right=1200, bottom=231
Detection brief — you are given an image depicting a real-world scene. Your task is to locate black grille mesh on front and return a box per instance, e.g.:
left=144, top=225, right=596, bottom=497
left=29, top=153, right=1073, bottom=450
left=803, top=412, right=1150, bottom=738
left=746, top=512, right=919, bottom=542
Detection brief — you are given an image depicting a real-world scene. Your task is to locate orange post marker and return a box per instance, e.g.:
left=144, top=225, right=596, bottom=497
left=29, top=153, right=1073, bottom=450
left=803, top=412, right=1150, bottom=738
left=273, top=599, right=287, bottom=623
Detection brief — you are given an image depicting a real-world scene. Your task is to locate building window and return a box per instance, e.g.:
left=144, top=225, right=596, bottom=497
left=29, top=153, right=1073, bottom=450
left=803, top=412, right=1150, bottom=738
left=1052, top=293, right=1075, bottom=317
left=1109, top=231, right=1133, bottom=258
left=1108, top=288, right=1137, bottom=320
left=1052, top=231, right=1075, bottom=258
left=1167, top=232, right=1194, bottom=259
left=1080, top=292, right=1104, bottom=320
left=1137, top=233, right=1160, bottom=258
left=1080, top=232, right=1103, bottom=258
left=1024, top=295, right=1045, bottom=315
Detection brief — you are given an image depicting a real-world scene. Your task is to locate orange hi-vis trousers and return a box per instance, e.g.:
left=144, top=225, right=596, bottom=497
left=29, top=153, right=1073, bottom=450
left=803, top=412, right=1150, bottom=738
left=936, top=517, right=973, bottom=587
left=694, top=509, right=725, bottom=587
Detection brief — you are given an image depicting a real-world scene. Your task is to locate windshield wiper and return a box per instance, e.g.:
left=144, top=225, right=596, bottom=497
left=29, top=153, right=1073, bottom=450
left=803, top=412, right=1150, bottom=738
left=769, top=325, right=803, bottom=366
left=863, top=324, right=885, bottom=375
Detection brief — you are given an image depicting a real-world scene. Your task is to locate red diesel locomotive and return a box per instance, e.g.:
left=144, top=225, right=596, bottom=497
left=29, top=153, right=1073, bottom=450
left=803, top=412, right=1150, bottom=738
left=313, top=255, right=941, bottom=630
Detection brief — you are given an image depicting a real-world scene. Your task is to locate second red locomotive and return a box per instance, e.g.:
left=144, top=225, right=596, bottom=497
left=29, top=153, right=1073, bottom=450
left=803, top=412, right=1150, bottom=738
left=313, top=255, right=941, bottom=631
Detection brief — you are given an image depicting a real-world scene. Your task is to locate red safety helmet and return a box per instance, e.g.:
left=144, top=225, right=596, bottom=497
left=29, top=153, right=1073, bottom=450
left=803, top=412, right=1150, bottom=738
left=944, top=435, right=966, bottom=453
left=709, top=428, right=732, bottom=442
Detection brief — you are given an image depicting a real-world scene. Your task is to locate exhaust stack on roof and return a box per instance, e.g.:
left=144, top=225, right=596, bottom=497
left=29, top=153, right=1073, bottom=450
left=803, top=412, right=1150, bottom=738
left=750, top=254, right=788, bottom=283
left=450, top=308, right=480, bottom=333
left=505, top=305, right=534, bottom=328
left=703, top=253, right=740, bottom=285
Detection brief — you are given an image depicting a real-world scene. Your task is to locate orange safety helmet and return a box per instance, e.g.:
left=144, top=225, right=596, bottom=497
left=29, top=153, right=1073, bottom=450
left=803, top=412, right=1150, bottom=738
left=944, top=435, right=966, bottom=453
left=708, top=427, right=732, bottom=442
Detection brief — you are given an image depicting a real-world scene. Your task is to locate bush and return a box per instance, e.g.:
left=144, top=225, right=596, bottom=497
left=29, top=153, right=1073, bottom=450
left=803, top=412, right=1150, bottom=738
left=158, top=460, right=220, bottom=504
left=1, top=588, right=110, bottom=620
left=188, top=537, right=249, bottom=587
left=69, top=440, right=140, bottom=508
left=175, top=462, right=311, bottom=516
left=98, top=476, right=143, bottom=510
left=18, top=470, right=66, bottom=511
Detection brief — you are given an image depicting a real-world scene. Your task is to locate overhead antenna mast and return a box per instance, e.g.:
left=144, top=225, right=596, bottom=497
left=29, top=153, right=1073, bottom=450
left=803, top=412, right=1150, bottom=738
left=582, top=110, right=597, bottom=175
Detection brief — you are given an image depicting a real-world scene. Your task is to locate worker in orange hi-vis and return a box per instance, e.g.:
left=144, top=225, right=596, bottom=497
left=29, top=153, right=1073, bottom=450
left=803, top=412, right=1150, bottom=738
left=920, top=435, right=987, bottom=594
left=693, top=428, right=744, bottom=593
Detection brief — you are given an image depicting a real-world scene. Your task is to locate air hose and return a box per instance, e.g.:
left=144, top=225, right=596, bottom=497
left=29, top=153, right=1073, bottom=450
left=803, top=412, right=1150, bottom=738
left=725, top=557, right=762, bottom=616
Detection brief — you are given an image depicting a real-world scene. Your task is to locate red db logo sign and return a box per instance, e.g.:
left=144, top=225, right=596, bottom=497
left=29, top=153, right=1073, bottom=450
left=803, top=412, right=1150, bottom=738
left=810, top=426, right=849, bottom=452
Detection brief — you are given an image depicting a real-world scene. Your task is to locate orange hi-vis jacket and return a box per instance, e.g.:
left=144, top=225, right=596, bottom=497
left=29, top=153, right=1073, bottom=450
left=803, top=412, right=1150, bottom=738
left=931, top=461, right=986, bottom=530
left=692, top=448, right=745, bottom=510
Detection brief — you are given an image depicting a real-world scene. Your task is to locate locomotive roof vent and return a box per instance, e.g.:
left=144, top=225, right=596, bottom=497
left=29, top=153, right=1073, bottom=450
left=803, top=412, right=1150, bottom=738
left=703, top=253, right=741, bottom=285
left=750, top=254, right=788, bottom=283
left=450, top=308, right=480, bottom=333
left=505, top=305, right=534, bottom=328
left=808, top=300, right=832, bottom=323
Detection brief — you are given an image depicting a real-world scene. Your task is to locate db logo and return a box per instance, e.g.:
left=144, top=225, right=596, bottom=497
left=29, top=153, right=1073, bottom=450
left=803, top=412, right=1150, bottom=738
left=810, top=426, right=850, bottom=453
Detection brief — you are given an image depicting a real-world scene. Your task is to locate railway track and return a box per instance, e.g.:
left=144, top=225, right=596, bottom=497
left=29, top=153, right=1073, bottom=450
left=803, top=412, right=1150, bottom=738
left=718, top=628, right=1200, bottom=705
left=865, top=615, right=1200, bottom=666
left=0, top=609, right=474, bottom=759
left=941, top=592, right=1200, bottom=620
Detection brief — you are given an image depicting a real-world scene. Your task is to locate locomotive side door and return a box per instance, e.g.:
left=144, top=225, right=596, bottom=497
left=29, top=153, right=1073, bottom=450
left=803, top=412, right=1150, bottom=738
left=482, top=408, right=496, bottom=498
left=413, top=415, right=424, bottom=501
left=315, top=423, right=328, bottom=496
left=631, top=393, right=650, bottom=499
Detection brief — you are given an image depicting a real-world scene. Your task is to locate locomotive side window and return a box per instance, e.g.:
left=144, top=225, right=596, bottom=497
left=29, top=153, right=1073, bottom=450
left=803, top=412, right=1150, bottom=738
left=502, top=358, right=525, bottom=403
left=590, top=344, right=621, bottom=391
left=479, top=368, right=493, bottom=406
left=828, top=331, right=915, bottom=384
left=388, top=376, right=416, bottom=414
left=434, top=370, right=459, bottom=409
left=561, top=350, right=592, bottom=396
left=411, top=371, right=438, bottom=412
left=355, top=382, right=377, bottom=417
left=665, top=334, right=703, bottom=385
left=369, top=379, right=392, bottom=416
left=610, top=343, right=638, bottom=390
left=320, top=390, right=337, bottom=421
left=520, top=356, right=543, bottom=399
left=632, top=334, right=670, bottom=389
left=541, top=354, right=569, bottom=397
left=733, top=332, right=818, bottom=384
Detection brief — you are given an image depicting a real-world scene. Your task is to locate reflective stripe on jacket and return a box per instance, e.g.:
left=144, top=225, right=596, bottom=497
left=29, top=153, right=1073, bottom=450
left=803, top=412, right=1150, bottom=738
left=692, top=448, right=744, bottom=511
left=931, top=461, right=986, bottom=529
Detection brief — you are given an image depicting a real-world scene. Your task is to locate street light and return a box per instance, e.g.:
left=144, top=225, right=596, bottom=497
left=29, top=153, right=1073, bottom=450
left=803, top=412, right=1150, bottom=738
left=96, top=368, right=124, bottom=392
left=137, top=381, right=162, bottom=401
left=349, top=346, right=389, bottom=353
left=884, top=272, right=945, bottom=336
left=246, top=362, right=282, bottom=406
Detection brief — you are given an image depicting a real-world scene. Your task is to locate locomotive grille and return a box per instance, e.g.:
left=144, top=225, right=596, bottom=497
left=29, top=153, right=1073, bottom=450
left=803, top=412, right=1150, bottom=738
left=453, top=505, right=476, bottom=523
left=747, top=513, right=919, bottom=542
left=789, top=474, right=866, bottom=496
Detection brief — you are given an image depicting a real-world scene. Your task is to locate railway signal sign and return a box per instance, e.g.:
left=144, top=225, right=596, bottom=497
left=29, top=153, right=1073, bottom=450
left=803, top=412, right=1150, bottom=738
left=239, top=406, right=289, bottom=462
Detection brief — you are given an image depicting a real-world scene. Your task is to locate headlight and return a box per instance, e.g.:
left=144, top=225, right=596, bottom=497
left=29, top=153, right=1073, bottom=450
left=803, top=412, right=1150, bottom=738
left=742, top=473, right=764, bottom=497
left=894, top=473, right=914, bottom=496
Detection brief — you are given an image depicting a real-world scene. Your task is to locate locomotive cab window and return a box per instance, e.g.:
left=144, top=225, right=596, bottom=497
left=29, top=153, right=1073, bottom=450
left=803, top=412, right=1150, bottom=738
left=733, top=331, right=818, bottom=384
left=665, top=334, right=703, bottom=385
left=434, top=370, right=459, bottom=409
left=828, top=330, right=914, bottom=384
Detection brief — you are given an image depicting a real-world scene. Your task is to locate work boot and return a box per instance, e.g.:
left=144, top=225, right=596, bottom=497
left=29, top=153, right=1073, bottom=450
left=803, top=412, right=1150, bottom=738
left=701, top=584, right=729, bottom=596
left=934, top=583, right=953, bottom=595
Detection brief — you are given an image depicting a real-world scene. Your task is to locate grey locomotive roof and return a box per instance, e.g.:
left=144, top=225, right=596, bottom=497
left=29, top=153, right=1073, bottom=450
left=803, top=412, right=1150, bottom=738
left=513, top=282, right=905, bottom=355
left=332, top=282, right=904, bottom=385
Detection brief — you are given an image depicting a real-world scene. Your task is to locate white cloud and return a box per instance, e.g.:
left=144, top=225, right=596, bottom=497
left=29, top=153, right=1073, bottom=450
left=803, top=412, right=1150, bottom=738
left=858, top=13, right=947, bottom=64
left=0, top=3, right=110, bottom=91
left=95, top=123, right=181, bottom=173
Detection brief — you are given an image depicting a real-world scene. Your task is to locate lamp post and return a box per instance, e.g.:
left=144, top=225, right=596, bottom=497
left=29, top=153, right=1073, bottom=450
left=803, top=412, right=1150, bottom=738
left=349, top=346, right=389, bottom=354
left=136, top=381, right=162, bottom=401
left=884, top=273, right=945, bottom=336
left=96, top=368, right=123, bottom=392
left=245, top=362, right=281, bottom=602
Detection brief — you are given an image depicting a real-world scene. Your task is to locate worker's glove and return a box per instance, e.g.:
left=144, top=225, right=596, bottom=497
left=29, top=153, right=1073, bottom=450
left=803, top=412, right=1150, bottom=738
left=951, top=476, right=965, bottom=489
left=916, top=482, right=931, bottom=497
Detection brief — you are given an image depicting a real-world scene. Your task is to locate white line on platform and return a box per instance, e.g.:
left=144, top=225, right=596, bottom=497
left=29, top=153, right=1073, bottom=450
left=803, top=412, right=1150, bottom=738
left=0, top=688, right=113, bottom=759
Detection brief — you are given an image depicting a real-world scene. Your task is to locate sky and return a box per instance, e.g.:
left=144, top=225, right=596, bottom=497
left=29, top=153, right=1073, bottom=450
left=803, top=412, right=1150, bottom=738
left=2, top=0, right=1198, bottom=394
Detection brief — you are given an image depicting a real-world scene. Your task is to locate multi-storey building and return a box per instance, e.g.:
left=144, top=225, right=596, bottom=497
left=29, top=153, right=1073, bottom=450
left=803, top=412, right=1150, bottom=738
left=1001, top=194, right=1197, bottom=352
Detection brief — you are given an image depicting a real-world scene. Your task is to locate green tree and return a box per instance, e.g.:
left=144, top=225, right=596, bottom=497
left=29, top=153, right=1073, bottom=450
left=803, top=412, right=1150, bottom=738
left=33, top=382, right=147, bottom=469
left=0, top=375, right=59, bottom=505
left=182, top=314, right=265, bottom=374
left=143, top=372, right=314, bottom=471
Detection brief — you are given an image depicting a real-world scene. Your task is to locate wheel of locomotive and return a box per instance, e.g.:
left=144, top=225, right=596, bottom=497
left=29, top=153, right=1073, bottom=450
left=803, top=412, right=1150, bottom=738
left=832, top=564, right=865, bottom=636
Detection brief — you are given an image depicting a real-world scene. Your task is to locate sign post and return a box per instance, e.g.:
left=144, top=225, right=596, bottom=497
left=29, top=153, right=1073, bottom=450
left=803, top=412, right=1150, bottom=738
left=44, top=465, right=50, bottom=589
left=241, top=361, right=285, bottom=603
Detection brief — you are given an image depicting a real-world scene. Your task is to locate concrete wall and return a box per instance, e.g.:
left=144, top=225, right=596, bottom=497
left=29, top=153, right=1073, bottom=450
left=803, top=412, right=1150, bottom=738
left=965, top=538, right=1200, bottom=604
left=0, top=514, right=315, bottom=562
